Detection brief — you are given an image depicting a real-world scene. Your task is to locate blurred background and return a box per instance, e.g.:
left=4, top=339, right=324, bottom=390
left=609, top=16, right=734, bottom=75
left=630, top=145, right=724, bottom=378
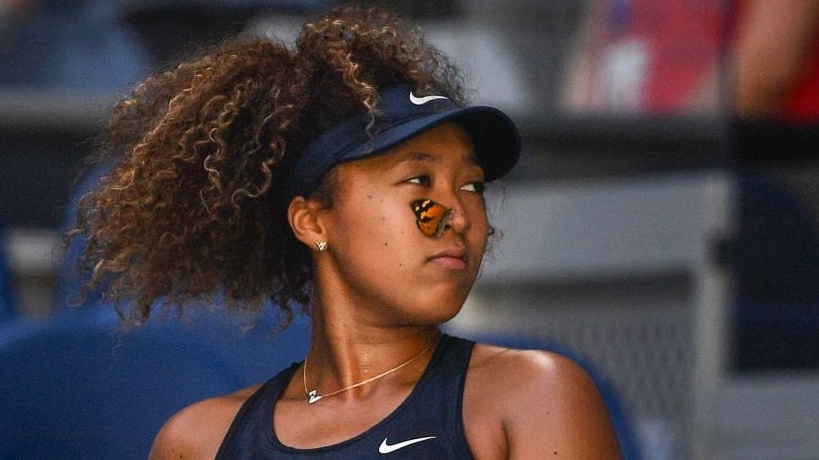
left=1, top=0, right=818, bottom=459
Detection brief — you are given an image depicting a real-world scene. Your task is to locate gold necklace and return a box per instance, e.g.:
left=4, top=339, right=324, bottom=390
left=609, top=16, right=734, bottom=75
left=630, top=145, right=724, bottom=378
left=302, top=340, right=436, bottom=404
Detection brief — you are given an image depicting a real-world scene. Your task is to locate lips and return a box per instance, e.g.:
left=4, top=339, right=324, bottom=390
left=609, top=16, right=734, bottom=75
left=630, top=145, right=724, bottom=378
left=429, top=247, right=468, bottom=270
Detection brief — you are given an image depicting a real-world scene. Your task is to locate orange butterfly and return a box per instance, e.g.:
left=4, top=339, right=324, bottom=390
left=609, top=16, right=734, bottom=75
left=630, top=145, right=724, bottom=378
left=410, top=199, right=453, bottom=238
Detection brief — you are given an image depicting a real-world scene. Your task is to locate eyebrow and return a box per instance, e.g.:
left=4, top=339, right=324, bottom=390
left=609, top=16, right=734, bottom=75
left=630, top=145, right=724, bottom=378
left=401, top=152, right=440, bottom=164
left=400, top=151, right=481, bottom=166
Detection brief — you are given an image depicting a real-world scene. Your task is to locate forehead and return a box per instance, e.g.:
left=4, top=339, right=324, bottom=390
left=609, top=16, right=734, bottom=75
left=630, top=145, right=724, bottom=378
left=355, top=122, right=479, bottom=170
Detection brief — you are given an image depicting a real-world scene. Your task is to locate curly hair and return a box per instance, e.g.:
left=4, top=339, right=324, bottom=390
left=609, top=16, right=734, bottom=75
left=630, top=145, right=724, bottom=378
left=68, top=6, right=468, bottom=328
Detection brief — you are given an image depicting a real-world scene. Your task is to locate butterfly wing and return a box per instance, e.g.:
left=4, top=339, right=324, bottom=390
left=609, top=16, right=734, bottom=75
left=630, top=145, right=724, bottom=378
left=411, top=199, right=453, bottom=238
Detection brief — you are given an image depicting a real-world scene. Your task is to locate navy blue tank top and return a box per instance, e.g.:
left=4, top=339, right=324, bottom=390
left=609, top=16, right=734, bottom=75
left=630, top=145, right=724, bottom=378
left=216, top=334, right=475, bottom=459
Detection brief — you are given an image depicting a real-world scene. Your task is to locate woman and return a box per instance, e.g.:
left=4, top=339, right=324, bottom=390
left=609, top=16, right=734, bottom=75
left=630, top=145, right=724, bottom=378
left=73, top=6, right=621, bottom=459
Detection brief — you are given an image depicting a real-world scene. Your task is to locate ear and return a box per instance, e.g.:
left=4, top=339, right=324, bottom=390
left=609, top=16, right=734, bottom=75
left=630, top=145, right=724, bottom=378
left=287, top=196, right=327, bottom=248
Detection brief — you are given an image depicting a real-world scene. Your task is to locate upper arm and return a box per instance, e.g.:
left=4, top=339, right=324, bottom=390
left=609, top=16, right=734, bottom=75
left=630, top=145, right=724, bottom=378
left=500, top=351, right=622, bottom=460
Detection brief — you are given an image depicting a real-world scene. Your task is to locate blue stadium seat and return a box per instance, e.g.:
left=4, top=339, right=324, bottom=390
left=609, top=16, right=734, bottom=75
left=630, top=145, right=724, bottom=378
left=462, top=332, right=642, bottom=460
left=156, top=305, right=312, bottom=386
left=0, top=313, right=240, bottom=459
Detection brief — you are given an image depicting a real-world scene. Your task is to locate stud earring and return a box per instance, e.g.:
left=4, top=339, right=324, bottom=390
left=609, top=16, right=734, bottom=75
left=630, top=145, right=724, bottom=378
left=315, top=241, right=328, bottom=252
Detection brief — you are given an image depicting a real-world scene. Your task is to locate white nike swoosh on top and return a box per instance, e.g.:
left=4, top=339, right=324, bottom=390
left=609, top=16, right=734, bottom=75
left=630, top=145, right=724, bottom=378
left=409, top=92, right=448, bottom=105
left=378, top=436, right=437, bottom=454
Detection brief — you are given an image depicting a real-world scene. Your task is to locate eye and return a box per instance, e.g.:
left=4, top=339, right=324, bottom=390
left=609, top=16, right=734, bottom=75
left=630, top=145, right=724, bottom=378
left=406, top=175, right=431, bottom=186
left=460, top=181, right=486, bottom=194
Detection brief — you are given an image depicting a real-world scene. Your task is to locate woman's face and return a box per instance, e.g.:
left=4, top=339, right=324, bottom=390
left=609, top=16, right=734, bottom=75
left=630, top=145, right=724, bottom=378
left=313, top=122, right=489, bottom=325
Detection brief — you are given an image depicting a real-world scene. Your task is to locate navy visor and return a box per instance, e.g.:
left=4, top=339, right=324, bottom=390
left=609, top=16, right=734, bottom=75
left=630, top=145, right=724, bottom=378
left=281, top=84, right=521, bottom=206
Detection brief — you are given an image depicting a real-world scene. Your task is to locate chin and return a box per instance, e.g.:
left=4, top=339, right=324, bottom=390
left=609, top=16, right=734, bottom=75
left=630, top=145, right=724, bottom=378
left=409, top=297, right=465, bottom=326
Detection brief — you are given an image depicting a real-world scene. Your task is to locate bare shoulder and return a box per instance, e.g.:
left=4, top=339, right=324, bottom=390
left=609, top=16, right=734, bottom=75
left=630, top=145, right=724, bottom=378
left=148, top=384, right=261, bottom=460
left=473, top=343, right=602, bottom=395
left=465, top=343, right=622, bottom=459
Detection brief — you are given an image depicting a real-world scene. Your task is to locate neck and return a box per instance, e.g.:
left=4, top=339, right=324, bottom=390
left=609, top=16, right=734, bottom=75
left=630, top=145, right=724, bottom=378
left=305, top=299, right=441, bottom=398
left=309, top=321, right=440, bottom=382
left=303, top=334, right=439, bottom=404
left=303, top=269, right=447, bottom=398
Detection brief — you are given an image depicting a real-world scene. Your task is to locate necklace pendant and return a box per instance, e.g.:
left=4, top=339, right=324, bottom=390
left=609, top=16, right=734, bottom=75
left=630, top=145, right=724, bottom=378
left=307, top=390, right=322, bottom=404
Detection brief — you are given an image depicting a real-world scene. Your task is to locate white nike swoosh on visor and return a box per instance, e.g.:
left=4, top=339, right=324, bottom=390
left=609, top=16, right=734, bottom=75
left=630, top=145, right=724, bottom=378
left=409, top=92, right=448, bottom=105
left=378, top=436, right=437, bottom=454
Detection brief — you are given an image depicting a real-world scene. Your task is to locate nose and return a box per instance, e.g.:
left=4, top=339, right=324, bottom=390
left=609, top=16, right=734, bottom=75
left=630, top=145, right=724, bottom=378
left=445, top=203, right=470, bottom=234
